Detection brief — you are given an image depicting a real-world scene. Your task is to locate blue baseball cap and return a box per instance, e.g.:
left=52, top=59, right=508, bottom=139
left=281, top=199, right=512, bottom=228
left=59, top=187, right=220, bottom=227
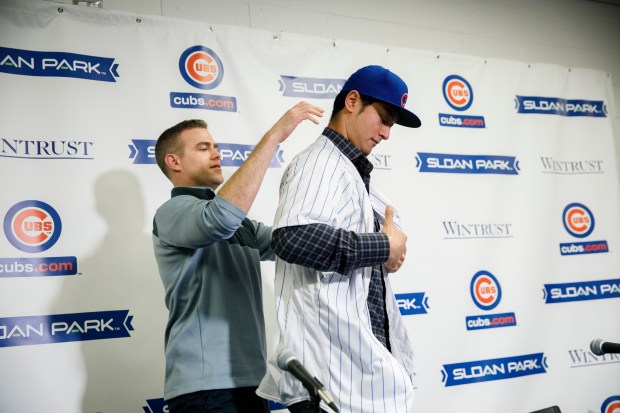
left=341, top=65, right=421, bottom=128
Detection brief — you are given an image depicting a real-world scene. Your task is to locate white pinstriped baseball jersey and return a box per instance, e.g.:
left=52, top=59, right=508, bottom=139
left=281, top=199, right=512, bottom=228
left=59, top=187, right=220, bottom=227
left=257, top=134, right=416, bottom=412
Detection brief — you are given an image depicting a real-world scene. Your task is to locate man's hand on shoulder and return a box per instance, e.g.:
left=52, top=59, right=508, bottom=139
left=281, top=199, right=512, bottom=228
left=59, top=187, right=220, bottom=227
left=267, top=101, right=325, bottom=144
left=382, top=205, right=407, bottom=273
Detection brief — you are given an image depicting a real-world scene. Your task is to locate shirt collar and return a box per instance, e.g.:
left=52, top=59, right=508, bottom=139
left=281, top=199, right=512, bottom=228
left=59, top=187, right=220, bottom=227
left=171, top=186, right=216, bottom=200
left=323, top=127, right=363, bottom=162
left=323, top=127, right=374, bottom=178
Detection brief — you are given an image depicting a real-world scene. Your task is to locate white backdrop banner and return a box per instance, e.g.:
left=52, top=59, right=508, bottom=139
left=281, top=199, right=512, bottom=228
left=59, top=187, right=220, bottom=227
left=0, top=1, right=619, bottom=413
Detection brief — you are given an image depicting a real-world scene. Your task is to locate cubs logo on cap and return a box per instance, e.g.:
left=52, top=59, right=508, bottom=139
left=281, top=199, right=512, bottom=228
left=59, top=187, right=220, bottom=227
left=342, top=65, right=421, bottom=128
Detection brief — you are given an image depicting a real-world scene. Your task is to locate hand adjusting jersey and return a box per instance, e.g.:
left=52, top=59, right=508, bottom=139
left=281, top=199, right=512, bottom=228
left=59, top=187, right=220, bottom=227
left=258, top=130, right=416, bottom=412
left=153, top=186, right=274, bottom=401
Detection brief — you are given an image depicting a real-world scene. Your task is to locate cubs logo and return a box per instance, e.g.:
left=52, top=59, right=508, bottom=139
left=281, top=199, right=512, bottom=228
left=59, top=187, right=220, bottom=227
left=601, top=396, right=620, bottom=413
left=442, top=75, right=473, bottom=111
left=401, top=92, right=408, bottom=108
left=470, top=270, right=501, bottom=311
left=563, top=203, right=594, bottom=238
left=3, top=200, right=62, bottom=253
left=179, top=45, right=224, bottom=90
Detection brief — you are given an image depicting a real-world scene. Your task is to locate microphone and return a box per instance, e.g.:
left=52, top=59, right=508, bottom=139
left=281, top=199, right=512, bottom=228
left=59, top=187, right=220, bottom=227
left=277, top=350, right=339, bottom=412
left=590, top=338, right=620, bottom=355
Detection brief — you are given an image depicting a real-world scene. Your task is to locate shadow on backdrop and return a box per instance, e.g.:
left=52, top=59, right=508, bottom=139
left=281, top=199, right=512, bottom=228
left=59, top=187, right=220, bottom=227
left=53, top=169, right=167, bottom=413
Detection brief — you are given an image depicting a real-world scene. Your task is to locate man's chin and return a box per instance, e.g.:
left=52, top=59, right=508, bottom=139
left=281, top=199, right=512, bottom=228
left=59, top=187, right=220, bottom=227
left=201, top=176, right=224, bottom=190
left=213, top=176, right=225, bottom=187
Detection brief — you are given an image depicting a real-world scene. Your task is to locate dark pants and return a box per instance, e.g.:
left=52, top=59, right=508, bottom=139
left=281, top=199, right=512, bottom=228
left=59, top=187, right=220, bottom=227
left=167, top=387, right=270, bottom=413
left=287, top=401, right=329, bottom=413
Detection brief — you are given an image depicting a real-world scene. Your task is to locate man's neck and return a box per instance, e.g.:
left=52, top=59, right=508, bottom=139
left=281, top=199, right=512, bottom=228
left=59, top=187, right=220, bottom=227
left=326, top=119, right=347, bottom=140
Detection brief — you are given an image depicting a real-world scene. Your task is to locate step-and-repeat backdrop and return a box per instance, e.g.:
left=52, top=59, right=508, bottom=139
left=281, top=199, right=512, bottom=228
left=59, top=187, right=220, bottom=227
left=1, top=1, right=619, bottom=412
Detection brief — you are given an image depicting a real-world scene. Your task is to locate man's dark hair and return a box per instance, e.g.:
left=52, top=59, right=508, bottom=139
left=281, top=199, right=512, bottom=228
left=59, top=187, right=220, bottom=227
left=330, top=91, right=378, bottom=121
left=155, top=119, right=207, bottom=178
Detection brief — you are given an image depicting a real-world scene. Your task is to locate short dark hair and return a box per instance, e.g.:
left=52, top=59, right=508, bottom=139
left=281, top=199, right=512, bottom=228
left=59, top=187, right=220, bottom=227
left=155, top=119, right=207, bottom=178
left=329, top=90, right=379, bottom=121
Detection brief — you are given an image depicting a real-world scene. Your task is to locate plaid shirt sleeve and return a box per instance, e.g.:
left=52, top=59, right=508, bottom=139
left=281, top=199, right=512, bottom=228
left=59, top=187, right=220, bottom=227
left=271, top=223, right=390, bottom=274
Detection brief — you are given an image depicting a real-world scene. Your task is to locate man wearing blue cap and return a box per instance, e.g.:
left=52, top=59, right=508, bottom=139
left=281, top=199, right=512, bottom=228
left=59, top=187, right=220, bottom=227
left=257, top=65, right=421, bottom=412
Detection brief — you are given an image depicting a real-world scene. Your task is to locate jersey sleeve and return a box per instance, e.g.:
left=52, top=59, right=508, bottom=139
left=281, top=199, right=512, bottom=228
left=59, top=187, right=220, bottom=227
left=274, top=139, right=348, bottom=230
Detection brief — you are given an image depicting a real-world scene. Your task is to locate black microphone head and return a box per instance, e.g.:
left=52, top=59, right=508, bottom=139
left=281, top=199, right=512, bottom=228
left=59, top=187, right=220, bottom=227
left=277, top=349, right=297, bottom=370
left=590, top=338, right=604, bottom=356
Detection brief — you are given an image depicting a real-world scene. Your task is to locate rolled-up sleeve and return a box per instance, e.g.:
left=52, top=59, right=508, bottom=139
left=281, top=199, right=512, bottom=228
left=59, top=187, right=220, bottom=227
left=155, top=194, right=247, bottom=248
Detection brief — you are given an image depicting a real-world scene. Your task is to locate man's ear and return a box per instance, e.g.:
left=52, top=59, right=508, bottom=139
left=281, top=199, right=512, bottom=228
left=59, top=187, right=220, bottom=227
left=165, top=153, right=181, bottom=173
left=344, top=90, right=360, bottom=113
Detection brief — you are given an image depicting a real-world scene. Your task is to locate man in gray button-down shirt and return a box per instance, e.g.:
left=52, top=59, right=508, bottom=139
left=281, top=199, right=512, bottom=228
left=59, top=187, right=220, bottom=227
left=152, top=102, right=323, bottom=413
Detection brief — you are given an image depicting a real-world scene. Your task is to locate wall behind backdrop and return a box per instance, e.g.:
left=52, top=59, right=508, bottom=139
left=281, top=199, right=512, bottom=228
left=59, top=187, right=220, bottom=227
left=1, top=1, right=620, bottom=413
